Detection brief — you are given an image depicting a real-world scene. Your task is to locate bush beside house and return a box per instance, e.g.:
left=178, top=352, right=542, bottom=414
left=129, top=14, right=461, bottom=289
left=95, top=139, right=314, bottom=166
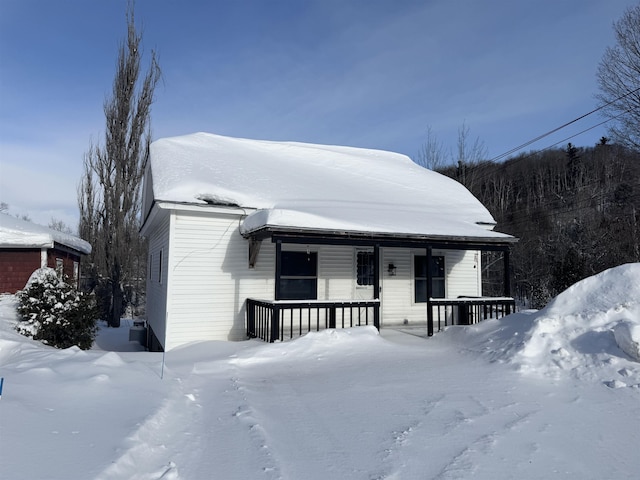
left=15, top=267, right=98, bottom=350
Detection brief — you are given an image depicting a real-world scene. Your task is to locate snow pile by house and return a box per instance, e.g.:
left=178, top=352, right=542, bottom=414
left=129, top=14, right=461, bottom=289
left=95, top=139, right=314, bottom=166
left=1, top=264, right=639, bottom=479
left=0, top=212, right=91, bottom=254
left=148, top=132, right=513, bottom=240
left=445, top=263, right=640, bottom=385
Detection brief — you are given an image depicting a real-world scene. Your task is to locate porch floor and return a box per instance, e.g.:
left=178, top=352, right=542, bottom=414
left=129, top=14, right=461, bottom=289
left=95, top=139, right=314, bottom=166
left=384, top=325, right=432, bottom=340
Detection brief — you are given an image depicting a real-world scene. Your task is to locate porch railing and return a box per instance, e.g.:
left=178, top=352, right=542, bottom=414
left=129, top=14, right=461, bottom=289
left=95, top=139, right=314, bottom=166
left=429, top=297, right=515, bottom=332
left=247, top=298, right=381, bottom=342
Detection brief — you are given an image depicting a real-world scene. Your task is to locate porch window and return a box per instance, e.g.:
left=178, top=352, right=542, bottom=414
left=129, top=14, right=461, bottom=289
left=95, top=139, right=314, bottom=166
left=356, top=251, right=375, bottom=286
left=278, top=251, right=317, bottom=300
left=414, top=255, right=445, bottom=302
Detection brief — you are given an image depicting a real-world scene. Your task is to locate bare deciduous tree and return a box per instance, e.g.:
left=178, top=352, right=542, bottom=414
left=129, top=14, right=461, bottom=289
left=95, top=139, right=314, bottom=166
left=78, top=4, right=160, bottom=327
left=48, top=218, right=73, bottom=235
left=456, top=121, right=487, bottom=189
left=597, top=5, right=640, bottom=150
left=415, top=126, right=449, bottom=170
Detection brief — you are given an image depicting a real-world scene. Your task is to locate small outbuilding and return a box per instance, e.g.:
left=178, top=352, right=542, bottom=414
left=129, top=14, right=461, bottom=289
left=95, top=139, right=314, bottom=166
left=0, top=213, right=92, bottom=293
left=141, top=133, right=517, bottom=351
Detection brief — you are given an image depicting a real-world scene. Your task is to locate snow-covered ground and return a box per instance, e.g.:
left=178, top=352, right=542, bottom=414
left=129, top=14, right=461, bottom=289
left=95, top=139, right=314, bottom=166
left=1, top=264, right=639, bottom=480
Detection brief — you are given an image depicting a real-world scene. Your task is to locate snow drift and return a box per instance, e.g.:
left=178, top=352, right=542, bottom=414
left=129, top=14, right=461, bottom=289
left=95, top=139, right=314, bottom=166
left=445, top=263, right=640, bottom=384
left=1, top=263, right=639, bottom=479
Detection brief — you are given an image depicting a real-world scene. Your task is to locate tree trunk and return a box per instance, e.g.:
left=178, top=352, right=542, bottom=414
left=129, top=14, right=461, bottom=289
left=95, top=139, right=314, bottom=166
left=110, top=282, right=123, bottom=328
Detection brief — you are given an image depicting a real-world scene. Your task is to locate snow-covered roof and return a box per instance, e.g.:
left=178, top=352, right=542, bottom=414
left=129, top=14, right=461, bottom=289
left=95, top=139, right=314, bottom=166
left=0, top=213, right=91, bottom=255
left=147, top=132, right=514, bottom=242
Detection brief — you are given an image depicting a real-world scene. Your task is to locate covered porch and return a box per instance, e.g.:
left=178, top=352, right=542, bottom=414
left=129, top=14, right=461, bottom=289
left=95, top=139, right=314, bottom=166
left=245, top=230, right=516, bottom=342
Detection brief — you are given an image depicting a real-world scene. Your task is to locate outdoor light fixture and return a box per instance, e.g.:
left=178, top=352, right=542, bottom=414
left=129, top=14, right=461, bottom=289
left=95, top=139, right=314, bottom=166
left=388, top=263, right=397, bottom=276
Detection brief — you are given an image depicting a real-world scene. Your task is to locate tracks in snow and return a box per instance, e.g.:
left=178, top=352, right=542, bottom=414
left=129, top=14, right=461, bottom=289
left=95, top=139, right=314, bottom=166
left=95, top=361, right=284, bottom=480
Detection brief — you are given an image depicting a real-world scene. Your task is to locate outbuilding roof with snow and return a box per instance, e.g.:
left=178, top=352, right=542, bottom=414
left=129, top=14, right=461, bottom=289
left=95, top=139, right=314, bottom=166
left=145, top=132, right=514, bottom=242
left=0, top=213, right=91, bottom=255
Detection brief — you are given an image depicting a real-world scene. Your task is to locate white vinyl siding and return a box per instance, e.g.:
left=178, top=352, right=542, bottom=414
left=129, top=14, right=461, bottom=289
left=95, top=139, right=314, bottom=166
left=381, top=248, right=480, bottom=326
left=145, top=204, right=483, bottom=349
left=163, top=210, right=275, bottom=349
left=282, top=244, right=355, bottom=300
left=146, top=211, right=170, bottom=347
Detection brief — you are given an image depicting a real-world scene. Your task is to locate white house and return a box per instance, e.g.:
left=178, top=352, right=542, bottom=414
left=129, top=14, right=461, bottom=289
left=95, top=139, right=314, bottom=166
left=140, top=132, right=516, bottom=351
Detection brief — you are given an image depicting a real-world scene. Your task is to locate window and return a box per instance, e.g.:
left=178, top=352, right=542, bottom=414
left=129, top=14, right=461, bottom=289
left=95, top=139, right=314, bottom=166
left=414, top=255, right=445, bottom=302
left=356, top=251, right=375, bottom=286
left=158, top=249, right=163, bottom=284
left=55, top=257, right=64, bottom=275
left=73, top=261, right=79, bottom=281
left=278, top=251, right=317, bottom=300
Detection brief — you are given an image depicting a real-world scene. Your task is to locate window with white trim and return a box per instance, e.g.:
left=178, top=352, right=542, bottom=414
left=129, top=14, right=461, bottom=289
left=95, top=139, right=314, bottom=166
left=356, top=251, right=375, bottom=286
left=278, top=251, right=317, bottom=300
left=414, top=255, right=445, bottom=302
left=55, top=257, right=64, bottom=275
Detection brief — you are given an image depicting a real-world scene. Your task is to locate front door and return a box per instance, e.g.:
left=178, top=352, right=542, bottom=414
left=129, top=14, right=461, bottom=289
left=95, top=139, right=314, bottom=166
left=354, top=249, right=375, bottom=300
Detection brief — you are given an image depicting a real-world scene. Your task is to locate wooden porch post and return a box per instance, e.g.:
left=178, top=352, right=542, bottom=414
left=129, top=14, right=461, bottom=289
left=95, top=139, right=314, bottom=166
left=373, top=244, right=380, bottom=329
left=426, top=245, right=434, bottom=336
left=503, top=248, right=511, bottom=297
left=503, top=248, right=512, bottom=314
left=373, top=244, right=380, bottom=300
left=275, top=239, right=282, bottom=300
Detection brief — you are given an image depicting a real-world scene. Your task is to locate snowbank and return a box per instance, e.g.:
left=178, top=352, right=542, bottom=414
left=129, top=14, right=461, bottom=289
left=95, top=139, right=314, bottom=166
left=1, top=265, right=639, bottom=479
left=614, top=321, right=640, bottom=362
left=445, top=263, right=640, bottom=386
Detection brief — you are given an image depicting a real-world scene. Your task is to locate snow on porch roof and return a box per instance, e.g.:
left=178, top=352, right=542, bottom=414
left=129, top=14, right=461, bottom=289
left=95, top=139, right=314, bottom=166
left=149, top=132, right=514, bottom=242
left=0, top=213, right=92, bottom=255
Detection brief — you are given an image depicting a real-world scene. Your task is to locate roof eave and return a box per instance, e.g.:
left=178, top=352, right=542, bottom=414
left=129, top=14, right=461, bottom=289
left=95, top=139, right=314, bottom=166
left=242, top=225, right=518, bottom=249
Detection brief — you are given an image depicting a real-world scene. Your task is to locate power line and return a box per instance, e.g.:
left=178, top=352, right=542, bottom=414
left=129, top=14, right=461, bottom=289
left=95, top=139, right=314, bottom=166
left=489, top=86, right=640, bottom=163
left=450, top=110, right=632, bottom=188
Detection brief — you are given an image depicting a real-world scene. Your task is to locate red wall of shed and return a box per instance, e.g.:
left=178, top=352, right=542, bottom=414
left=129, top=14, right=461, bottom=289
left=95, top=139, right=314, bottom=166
left=0, top=249, right=42, bottom=294
left=0, top=248, right=82, bottom=294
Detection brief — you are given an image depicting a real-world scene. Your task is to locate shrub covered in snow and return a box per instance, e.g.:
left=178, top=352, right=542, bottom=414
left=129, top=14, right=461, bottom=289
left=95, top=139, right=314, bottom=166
left=15, top=267, right=98, bottom=350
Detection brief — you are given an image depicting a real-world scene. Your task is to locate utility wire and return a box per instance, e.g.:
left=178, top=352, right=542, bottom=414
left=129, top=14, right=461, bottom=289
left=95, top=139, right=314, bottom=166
left=453, top=109, right=632, bottom=187
left=489, top=86, right=640, bottom=163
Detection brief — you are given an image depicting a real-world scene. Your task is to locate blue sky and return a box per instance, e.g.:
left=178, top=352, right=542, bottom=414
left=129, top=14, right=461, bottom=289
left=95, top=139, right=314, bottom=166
left=0, top=0, right=635, bottom=228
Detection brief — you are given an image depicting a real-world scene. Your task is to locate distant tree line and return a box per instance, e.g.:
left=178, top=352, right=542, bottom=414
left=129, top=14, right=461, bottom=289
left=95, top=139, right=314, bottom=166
left=437, top=141, right=640, bottom=307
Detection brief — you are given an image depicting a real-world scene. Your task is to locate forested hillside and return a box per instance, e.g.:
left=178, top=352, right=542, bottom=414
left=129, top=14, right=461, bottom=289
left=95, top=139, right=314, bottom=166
left=438, top=141, right=640, bottom=308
